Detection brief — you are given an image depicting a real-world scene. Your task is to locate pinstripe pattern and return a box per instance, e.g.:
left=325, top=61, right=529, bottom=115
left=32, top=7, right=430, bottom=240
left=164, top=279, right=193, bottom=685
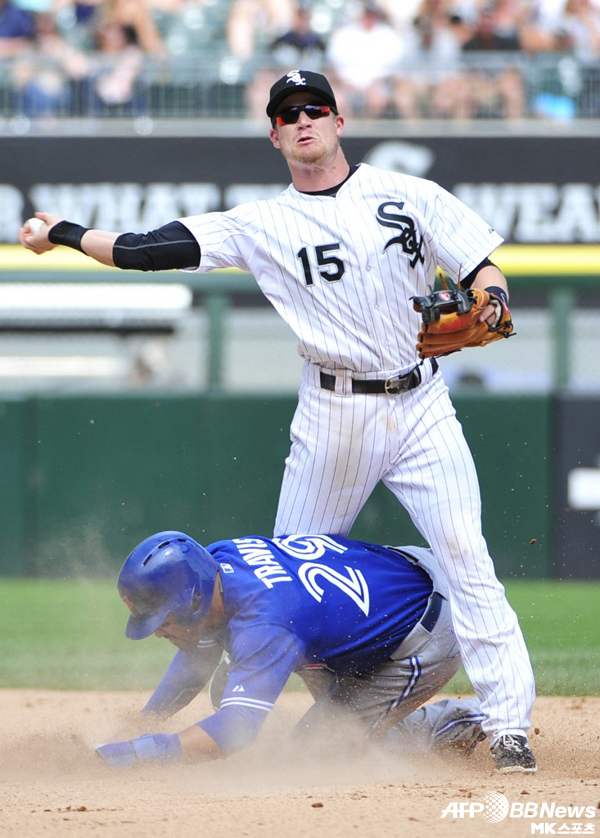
left=275, top=369, right=535, bottom=737
left=179, top=161, right=535, bottom=742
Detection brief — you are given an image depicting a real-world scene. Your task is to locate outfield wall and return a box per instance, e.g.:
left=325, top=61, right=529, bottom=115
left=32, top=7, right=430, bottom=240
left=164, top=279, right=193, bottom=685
left=0, top=392, right=558, bottom=579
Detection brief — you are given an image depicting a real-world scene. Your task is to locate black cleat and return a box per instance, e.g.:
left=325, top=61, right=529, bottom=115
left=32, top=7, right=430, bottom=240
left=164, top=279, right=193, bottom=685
left=491, top=734, right=537, bottom=773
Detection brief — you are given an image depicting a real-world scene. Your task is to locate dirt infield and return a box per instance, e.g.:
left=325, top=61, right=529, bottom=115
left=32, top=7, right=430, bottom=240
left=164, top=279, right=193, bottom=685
left=0, top=690, right=598, bottom=838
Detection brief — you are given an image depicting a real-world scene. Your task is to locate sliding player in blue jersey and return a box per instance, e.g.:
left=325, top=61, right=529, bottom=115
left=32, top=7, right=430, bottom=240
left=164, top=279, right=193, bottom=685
left=96, top=531, right=486, bottom=768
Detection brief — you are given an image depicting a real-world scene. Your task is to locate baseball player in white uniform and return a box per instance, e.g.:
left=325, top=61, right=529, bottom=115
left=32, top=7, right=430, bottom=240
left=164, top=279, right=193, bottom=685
left=20, top=69, right=536, bottom=773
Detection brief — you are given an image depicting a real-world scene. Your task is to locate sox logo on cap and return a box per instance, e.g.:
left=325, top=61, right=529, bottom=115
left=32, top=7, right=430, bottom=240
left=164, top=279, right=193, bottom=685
left=286, top=71, right=307, bottom=87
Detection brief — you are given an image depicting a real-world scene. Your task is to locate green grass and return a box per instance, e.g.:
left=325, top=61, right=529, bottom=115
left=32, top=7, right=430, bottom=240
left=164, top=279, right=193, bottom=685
left=443, top=580, right=600, bottom=696
left=0, top=579, right=173, bottom=690
left=0, top=579, right=598, bottom=694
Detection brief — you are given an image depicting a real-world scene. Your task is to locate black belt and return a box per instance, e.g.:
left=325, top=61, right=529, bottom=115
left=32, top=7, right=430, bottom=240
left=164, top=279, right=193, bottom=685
left=419, top=590, right=444, bottom=633
left=319, top=358, right=438, bottom=395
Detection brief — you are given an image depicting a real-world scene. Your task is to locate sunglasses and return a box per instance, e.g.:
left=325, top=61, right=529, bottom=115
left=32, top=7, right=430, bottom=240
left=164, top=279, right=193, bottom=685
left=274, top=104, right=334, bottom=126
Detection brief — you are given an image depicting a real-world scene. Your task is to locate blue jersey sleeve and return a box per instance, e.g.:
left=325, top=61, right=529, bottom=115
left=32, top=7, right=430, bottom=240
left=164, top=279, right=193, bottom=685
left=197, top=624, right=305, bottom=757
left=142, top=639, right=223, bottom=717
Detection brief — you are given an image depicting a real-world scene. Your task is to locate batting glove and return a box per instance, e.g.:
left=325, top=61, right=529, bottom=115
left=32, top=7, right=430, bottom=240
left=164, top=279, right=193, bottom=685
left=96, top=733, right=182, bottom=768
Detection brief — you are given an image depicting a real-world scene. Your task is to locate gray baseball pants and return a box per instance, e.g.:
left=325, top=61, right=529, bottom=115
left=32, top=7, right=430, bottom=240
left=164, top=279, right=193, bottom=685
left=295, top=592, right=485, bottom=753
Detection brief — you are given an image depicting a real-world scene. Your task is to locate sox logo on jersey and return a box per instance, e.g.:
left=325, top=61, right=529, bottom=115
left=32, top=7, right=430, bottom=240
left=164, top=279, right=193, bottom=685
left=376, top=201, right=425, bottom=268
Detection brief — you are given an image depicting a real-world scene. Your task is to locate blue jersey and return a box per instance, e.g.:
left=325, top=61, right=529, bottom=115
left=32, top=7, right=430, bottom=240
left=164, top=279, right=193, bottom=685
left=144, top=536, right=434, bottom=756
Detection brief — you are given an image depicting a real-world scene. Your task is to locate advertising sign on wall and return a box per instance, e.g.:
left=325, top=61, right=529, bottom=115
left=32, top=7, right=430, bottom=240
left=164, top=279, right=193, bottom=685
left=1, top=135, right=599, bottom=244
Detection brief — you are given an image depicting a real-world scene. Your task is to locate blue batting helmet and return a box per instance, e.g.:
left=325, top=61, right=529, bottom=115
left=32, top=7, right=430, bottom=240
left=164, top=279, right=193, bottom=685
left=117, top=531, right=219, bottom=640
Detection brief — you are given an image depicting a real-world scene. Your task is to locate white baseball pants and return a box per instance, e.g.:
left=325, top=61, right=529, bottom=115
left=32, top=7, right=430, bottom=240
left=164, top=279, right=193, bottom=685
left=274, top=360, right=536, bottom=742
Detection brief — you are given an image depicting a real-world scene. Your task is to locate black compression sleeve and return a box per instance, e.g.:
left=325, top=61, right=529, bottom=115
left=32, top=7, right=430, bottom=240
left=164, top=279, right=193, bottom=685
left=112, top=220, right=201, bottom=271
left=461, top=257, right=498, bottom=288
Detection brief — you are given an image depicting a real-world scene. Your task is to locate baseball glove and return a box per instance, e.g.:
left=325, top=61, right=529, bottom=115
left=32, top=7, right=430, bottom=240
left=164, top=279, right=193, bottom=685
left=413, top=287, right=514, bottom=359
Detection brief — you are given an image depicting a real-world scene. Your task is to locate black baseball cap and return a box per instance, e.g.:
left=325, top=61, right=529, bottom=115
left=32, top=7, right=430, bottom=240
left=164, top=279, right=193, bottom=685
left=266, top=70, right=338, bottom=119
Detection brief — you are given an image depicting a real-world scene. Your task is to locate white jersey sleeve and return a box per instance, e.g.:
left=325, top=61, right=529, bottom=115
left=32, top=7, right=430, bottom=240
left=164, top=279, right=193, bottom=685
left=178, top=210, right=257, bottom=273
left=428, top=182, right=504, bottom=280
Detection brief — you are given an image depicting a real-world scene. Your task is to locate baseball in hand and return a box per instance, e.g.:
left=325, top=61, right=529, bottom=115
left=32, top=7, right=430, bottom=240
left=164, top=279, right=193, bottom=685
left=25, top=217, right=45, bottom=234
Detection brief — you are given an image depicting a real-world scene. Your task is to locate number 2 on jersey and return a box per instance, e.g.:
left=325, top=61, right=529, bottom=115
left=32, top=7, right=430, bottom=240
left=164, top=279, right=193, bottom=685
left=297, top=243, right=345, bottom=285
left=298, top=562, right=370, bottom=615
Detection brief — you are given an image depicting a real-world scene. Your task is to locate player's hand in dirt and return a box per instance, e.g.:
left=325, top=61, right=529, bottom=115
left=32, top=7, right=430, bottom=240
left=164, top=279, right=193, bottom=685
left=95, top=733, right=181, bottom=768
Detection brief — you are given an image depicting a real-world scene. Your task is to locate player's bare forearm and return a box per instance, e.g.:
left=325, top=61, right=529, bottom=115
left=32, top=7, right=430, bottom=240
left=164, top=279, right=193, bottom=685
left=470, top=265, right=508, bottom=296
left=178, top=723, right=222, bottom=762
left=79, top=229, right=119, bottom=266
left=470, top=265, right=509, bottom=324
left=19, top=212, right=118, bottom=267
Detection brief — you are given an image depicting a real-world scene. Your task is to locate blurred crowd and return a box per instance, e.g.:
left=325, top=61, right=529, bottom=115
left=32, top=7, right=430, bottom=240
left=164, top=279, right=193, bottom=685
left=1, top=0, right=600, bottom=120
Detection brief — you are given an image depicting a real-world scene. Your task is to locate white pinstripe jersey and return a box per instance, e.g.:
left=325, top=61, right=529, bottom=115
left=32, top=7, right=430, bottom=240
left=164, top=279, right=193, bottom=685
left=180, top=163, right=503, bottom=373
